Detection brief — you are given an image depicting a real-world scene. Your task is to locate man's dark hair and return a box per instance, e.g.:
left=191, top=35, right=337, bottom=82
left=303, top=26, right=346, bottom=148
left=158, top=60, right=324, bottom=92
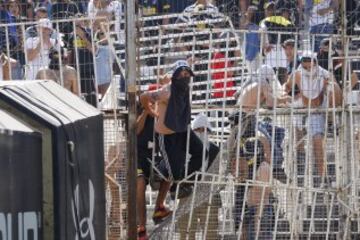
left=49, top=47, right=65, bottom=70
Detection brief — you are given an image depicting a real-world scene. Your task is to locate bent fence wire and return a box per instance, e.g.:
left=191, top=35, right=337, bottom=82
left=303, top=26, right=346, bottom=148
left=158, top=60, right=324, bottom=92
left=2, top=3, right=360, bottom=239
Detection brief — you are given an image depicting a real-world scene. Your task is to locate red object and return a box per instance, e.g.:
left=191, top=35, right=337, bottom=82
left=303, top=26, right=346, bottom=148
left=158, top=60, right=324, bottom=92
left=211, top=52, right=236, bottom=98
left=148, top=83, right=161, bottom=91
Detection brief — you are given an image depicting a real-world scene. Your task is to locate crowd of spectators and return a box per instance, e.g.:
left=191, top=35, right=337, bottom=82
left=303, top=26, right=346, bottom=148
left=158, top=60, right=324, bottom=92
left=1, top=1, right=359, bottom=239
left=0, top=0, right=359, bottom=107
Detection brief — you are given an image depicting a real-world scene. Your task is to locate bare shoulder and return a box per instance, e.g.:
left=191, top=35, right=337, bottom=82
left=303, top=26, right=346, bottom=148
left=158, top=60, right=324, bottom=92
left=149, top=84, right=170, bottom=102
left=294, top=70, right=301, bottom=83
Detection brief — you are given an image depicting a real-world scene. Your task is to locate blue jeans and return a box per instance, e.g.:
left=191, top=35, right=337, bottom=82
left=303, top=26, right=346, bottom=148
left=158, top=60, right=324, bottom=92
left=95, top=45, right=114, bottom=86
left=310, top=23, right=335, bottom=52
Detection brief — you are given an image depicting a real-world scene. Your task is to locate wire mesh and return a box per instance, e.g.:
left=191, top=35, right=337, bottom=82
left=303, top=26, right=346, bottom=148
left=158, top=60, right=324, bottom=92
left=103, top=112, right=127, bottom=239
left=1, top=1, right=360, bottom=240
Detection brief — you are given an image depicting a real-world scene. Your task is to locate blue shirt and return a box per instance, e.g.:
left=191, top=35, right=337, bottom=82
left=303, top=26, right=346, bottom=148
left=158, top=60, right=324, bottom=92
left=0, top=11, right=18, bottom=48
left=245, top=23, right=260, bottom=61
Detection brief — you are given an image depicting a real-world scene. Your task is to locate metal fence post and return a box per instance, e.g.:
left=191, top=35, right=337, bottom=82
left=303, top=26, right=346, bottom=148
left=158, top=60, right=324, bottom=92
left=125, top=0, right=138, bottom=239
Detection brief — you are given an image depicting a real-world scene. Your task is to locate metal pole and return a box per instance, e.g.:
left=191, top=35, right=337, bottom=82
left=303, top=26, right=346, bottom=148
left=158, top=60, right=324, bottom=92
left=125, top=0, right=138, bottom=239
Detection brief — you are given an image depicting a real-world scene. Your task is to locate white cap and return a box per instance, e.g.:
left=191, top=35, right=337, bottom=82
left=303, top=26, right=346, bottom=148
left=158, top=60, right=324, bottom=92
left=192, top=114, right=212, bottom=131
left=37, top=18, right=53, bottom=30
left=300, top=50, right=317, bottom=61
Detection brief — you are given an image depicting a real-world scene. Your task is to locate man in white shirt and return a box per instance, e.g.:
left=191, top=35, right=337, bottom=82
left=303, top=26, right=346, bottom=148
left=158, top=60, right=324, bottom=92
left=25, top=18, right=60, bottom=80
left=309, top=0, right=338, bottom=52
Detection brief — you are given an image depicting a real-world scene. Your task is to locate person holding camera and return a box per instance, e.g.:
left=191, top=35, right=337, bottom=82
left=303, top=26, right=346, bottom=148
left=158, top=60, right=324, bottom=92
left=25, top=18, right=61, bottom=80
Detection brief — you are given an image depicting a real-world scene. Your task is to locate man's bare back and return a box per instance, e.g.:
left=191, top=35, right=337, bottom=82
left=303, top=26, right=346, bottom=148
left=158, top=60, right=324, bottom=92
left=36, top=66, right=79, bottom=95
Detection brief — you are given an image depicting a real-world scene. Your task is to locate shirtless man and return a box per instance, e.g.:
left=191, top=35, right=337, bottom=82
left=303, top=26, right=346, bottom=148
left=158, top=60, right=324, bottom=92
left=230, top=65, right=290, bottom=238
left=36, top=49, right=80, bottom=96
left=231, top=64, right=288, bottom=144
left=140, top=60, right=204, bottom=196
left=284, top=51, right=342, bottom=185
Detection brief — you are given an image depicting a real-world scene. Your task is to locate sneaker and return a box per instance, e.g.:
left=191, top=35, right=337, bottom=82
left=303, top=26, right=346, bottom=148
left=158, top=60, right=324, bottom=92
left=137, top=226, right=148, bottom=240
left=152, top=206, right=172, bottom=225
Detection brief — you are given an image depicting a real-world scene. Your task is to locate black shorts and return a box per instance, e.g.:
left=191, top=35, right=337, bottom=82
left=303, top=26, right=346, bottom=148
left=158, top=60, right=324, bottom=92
left=158, top=130, right=206, bottom=181
left=137, top=153, right=152, bottom=181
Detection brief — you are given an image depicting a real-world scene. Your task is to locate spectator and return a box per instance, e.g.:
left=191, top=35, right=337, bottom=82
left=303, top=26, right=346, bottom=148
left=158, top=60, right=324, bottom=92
left=317, top=37, right=333, bottom=70
left=243, top=5, right=261, bottom=74
left=284, top=51, right=342, bottom=185
left=68, top=16, right=97, bottom=106
left=316, top=38, right=354, bottom=89
left=309, top=0, right=338, bottom=52
left=282, top=38, right=300, bottom=76
left=260, top=6, right=296, bottom=84
left=230, top=65, right=289, bottom=238
left=94, top=26, right=115, bottom=97
left=35, top=48, right=79, bottom=95
left=232, top=138, right=274, bottom=239
left=136, top=106, right=171, bottom=240
left=72, top=0, right=87, bottom=13
left=231, top=66, right=288, bottom=166
left=51, top=0, right=79, bottom=20
left=25, top=7, right=56, bottom=38
left=264, top=1, right=275, bottom=18
left=25, top=18, right=61, bottom=80
left=0, top=1, right=17, bottom=50
left=250, top=0, right=267, bottom=24
left=88, top=0, right=124, bottom=44
left=225, top=0, right=267, bottom=26
left=331, top=45, right=359, bottom=90
left=35, top=0, right=52, bottom=18
left=7, top=0, right=26, bottom=79
left=50, top=0, right=79, bottom=42
left=18, top=0, right=35, bottom=20
left=275, top=0, right=301, bottom=26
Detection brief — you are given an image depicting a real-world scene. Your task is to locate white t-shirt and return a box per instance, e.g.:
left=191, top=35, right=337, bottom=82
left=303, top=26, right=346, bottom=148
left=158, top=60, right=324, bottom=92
left=25, top=37, right=58, bottom=80
left=260, top=23, right=287, bottom=68
left=88, top=0, right=125, bottom=44
left=310, top=0, right=334, bottom=27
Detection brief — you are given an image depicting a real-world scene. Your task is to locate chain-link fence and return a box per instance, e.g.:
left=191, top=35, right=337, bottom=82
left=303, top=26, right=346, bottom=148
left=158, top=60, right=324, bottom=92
left=2, top=0, right=360, bottom=239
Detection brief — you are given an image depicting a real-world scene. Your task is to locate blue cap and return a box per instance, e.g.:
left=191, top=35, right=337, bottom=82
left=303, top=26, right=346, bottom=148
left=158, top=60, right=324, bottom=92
left=172, top=60, right=195, bottom=78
